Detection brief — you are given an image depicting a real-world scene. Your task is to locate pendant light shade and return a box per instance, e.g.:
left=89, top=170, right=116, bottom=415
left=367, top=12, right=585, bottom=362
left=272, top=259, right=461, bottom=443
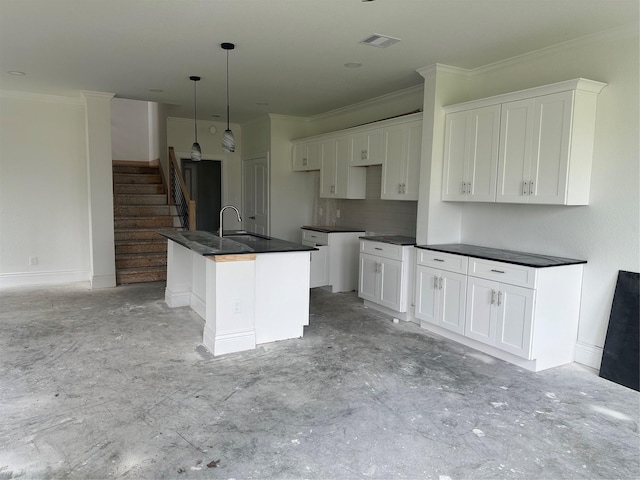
left=190, top=75, right=202, bottom=161
left=221, top=42, right=235, bottom=153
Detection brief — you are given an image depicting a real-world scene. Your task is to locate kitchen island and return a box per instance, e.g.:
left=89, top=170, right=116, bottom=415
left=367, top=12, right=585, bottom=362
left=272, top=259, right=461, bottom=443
left=160, top=230, right=316, bottom=356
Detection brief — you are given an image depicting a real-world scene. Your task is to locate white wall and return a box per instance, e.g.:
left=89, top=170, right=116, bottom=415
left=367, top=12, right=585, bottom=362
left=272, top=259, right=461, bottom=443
left=111, top=98, right=157, bottom=162
left=0, top=92, right=90, bottom=287
left=166, top=117, right=242, bottom=230
left=416, top=26, right=639, bottom=369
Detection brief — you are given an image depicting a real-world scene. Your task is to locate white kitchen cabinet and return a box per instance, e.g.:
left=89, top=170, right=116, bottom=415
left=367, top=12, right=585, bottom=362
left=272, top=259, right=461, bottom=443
left=292, top=140, right=321, bottom=171
left=442, top=105, right=500, bottom=202
left=442, top=78, right=606, bottom=205
left=320, top=136, right=366, bottom=199
left=358, top=239, right=414, bottom=319
left=465, top=276, right=534, bottom=358
left=415, top=265, right=467, bottom=335
left=381, top=120, right=422, bottom=200
left=302, top=228, right=364, bottom=293
left=349, top=128, right=383, bottom=166
left=414, top=245, right=586, bottom=371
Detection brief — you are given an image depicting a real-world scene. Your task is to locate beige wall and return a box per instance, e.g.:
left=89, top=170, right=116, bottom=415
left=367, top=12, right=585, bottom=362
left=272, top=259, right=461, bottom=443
left=416, top=26, right=639, bottom=368
left=0, top=92, right=90, bottom=286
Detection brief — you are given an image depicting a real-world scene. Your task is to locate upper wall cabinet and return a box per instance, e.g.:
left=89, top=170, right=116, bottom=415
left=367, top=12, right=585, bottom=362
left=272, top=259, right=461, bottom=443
left=291, top=112, right=423, bottom=200
left=442, top=105, right=501, bottom=202
left=381, top=119, right=423, bottom=200
left=292, top=140, right=321, bottom=171
left=442, top=78, right=606, bottom=205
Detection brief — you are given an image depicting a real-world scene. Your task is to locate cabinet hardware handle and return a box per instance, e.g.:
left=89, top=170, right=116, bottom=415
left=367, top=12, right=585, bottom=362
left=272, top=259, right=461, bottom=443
left=433, top=258, right=444, bottom=262
left=303, top=158, right=308, bottom=166
left=439, top=277, right=443, bottom=290
left=490, top=269, right=505, bottom=273
left=497, top=291, right=503, bottom=306
left=491, top=289, right=496, bottom=304
left=362, top=150, right=367, bottom=160
left=249, top=216, right=256, bottom=220
left=462, top=182, right=467, bottom=194
left=522, top=180, right=528, bottom=195
left=434, top=277, right=439, bottom=289
left=468, top=182, right=472, bottom=194
left=529, top=181, right=534, bottom=195
left=374, top=247, right=383, bottom=251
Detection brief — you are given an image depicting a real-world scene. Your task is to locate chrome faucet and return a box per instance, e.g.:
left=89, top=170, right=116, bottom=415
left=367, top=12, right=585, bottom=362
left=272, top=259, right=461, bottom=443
left=218, top=205, right=242, bottom=237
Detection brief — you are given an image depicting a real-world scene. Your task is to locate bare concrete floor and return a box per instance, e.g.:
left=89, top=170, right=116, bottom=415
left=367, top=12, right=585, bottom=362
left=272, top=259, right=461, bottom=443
left=1, top=281, right=638, bottom=479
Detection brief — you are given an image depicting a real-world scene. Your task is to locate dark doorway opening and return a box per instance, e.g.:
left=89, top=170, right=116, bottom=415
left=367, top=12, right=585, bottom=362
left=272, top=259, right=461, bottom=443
left=181, top=159, right=222, bottom=233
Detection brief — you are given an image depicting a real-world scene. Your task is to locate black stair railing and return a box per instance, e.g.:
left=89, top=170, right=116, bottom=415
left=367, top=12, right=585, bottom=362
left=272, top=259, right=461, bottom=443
left=168, top=147, right=196, bottom=231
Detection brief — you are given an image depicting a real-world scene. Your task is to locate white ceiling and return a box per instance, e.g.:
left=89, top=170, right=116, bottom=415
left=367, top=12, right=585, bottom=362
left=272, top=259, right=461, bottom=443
left=0, top=0, right=638, bottom=123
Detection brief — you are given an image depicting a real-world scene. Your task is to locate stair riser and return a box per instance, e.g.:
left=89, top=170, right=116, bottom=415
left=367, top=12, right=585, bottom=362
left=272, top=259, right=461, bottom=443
left=115, top=195, right=168, bottom=205
left=115, top=217, right=174, bottom=228
left=116, top=243, right=167, bottom=255
left=115, top=231, right=167, bottom=241
left=116, top=256, right=167, bottom=269
left=115, top=184, right=165, bottom=194
left=114, top=206, right=172, bottom=217
left=113, top=174, right=162, bottom=185
left=113, top=165, right=160, bottom=175
left=116, top=270, right=166, bottom=284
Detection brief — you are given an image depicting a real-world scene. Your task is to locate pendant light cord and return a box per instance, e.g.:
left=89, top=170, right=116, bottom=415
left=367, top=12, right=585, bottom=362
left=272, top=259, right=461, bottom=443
left=193, top=80, right=198, bottom=143
left=226, top=49, right=230, bottom=130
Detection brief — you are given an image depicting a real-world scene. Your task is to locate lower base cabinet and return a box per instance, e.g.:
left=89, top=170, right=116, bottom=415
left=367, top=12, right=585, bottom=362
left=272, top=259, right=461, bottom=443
left=415, top=247, right=584, bottom=372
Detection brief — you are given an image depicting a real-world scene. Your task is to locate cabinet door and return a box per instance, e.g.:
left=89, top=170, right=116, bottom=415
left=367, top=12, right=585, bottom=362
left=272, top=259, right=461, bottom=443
left=309, top=245, right=329, bottom=288
left=292, top=140, right=321, bottom=171
left=381, top=124, right=406, bottom=199
left=378, top=257, right=404, bottom=311
left=497, top=99, right=535, bottom=203
left=415, top=265, right=440, bottom=325
left=442, top=110, right=470, bottom=201
left=358, top=253, right=379, bottom=302
left=402, top=121, right=422, bottom=200
left=465, top=277, right=498, bottom=346
left=467, top=106, right=500, bottom=202
left=440, top=271, right=467, bottom=335
left=528, top=91, right=573, bottom=204
left=495, top=283, right=534, bottom=359
left=351, top=128, right=383, bottom=166
left=319, top=138, right=337, bottom=198
left=335, top=136, right=366, bottom=199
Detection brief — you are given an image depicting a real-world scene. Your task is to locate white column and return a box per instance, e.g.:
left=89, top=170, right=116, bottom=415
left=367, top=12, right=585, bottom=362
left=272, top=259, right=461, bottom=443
left=82, top=91, right=116, bottom=289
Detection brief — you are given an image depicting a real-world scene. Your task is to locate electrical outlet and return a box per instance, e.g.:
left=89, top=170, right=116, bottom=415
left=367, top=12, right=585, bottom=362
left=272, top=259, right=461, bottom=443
left=29, top=256, right=38, bottom=266
left=232, top=300, right=241, bottom=314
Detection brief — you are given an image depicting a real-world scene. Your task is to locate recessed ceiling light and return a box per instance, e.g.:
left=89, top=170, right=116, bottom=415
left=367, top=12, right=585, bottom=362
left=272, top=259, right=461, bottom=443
left=149, top=88, right=164, bottom=93
left=359, top=34, right=401, bottom=48
left=344, top=62, right=363, bottom=68
left=7, top=71, right=26, bottom=76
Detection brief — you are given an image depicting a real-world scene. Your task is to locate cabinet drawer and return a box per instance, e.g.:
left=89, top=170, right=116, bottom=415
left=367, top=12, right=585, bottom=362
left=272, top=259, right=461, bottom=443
left=360, top=240, right=402, bottom=260
left=468, top=258, right=536, bottom=289
left=302, top=230, right=329, bottom=245
left=417, top=250, right=468, bottom=274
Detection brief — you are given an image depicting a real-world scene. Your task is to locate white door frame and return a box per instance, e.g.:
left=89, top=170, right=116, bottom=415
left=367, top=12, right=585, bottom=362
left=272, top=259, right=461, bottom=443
left=242, top=152, right=271, bottom=235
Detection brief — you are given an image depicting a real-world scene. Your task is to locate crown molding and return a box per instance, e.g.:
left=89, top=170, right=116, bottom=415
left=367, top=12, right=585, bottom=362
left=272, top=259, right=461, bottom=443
left=417, top=63, right=471, bottom=79
left=307, top=84, right=424, bottom=123
left=81, top=91, right=115, bottom=100
left=470, top=23, right=638, bottom=77
left=0, top=89, right=84, bottom=105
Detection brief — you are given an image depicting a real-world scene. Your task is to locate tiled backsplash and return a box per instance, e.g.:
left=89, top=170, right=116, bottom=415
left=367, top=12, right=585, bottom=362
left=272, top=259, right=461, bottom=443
left=313, top=166, right=417, bottom=237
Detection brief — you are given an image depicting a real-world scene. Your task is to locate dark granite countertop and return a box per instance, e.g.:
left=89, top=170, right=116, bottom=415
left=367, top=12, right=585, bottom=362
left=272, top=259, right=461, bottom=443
left=360, top=235, right=417, bottom=246
left=160, top=230, right=316, bottom=256
left=302, top=226, right=366, bottom=233
left=416, top=243, right=587, bottom=268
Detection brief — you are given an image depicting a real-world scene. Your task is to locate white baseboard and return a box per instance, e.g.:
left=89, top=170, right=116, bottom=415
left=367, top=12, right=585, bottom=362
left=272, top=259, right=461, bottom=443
left=90, top=274, right=116, bottom=289
left=0, top=270, right=90, bottom=289
left=165, top=288, right=191, bottom=308
left=574, top=341, right=603, bottom=371
left=203, top=324, right=256, bottom=356
left=190, top=292, right=206, bottom=319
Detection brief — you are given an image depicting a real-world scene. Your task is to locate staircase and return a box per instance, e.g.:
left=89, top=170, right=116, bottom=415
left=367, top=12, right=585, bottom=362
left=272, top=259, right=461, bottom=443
left=113, top=163, right=178, bottom=284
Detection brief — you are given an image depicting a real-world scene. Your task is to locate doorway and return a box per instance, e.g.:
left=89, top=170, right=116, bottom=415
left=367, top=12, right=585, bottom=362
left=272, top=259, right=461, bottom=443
left=182, top=159, right=222, bottom=233
left=242, top=155, right=270, bottom=235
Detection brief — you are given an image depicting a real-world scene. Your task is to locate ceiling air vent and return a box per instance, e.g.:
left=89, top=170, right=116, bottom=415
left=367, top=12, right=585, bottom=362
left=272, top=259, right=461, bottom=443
left=359, top=33, right=401, bottom=48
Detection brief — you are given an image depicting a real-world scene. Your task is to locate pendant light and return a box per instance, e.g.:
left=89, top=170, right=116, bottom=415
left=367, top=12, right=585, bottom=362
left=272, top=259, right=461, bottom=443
left=190, top=75, right=202, bottom=161
left=221, top=42, right=235, bottom=153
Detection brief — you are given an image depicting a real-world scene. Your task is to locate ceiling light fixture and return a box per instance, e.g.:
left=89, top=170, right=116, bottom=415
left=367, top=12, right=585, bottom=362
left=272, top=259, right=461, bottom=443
left=221, top=42, right=236, bottom=153
left=7, top=71, right=25, bottom=76
left=190, top=75, right=202, bottom=161
left=344, top=62, right=363, bottom=68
